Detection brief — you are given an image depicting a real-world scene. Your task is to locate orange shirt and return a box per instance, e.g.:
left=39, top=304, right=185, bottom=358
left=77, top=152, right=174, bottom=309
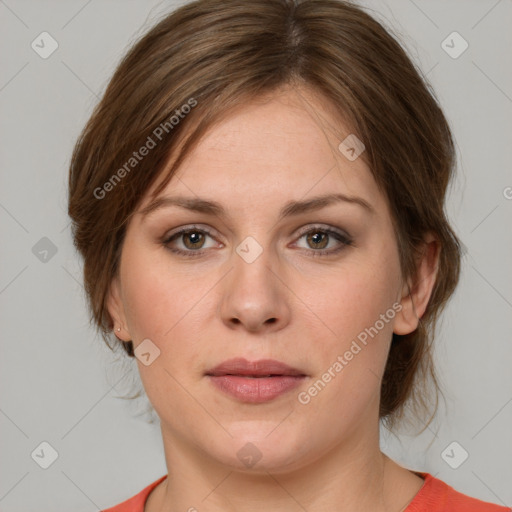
left=101, top=473, right=511, bottom=511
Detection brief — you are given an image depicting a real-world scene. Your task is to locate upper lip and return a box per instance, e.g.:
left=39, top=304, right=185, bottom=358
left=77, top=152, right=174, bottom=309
left=206, top=358, right=306, bottom=377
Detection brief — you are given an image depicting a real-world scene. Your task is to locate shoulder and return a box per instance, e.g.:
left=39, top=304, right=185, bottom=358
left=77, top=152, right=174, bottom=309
left=101, top=475, right=168, bottom=512
left=406, top=473, right=511, bottom=512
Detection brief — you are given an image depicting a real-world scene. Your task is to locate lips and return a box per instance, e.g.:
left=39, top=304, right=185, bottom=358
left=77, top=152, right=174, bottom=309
left=205, top=358, right=307, bottom=403
left=205, top=358, right=306, bottom=378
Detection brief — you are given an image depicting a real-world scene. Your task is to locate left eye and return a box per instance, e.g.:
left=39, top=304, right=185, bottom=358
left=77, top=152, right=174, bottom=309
left=294, top=227, right=352, bottom=254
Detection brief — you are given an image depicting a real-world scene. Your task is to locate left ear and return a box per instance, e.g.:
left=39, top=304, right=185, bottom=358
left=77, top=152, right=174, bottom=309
left=393, top=232, right=441, bottom=336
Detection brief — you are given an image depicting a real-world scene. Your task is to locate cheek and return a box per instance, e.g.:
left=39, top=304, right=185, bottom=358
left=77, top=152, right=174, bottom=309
left=118, top=251, right=208, bottom=411
left=119, top=247, right=218, bottom=386
left=297, top=284, right=395, bottom=430
left=119, top=239, right=206, bottom=339
left=297, top=247, right=401, bottom=402
left=297, top=253, right=400, bottom=346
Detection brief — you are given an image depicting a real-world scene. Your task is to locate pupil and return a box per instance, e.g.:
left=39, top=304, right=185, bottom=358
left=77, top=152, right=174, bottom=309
left=185, top=231, right=203, bottom=248
left=308, top=231, right=328, bottom=249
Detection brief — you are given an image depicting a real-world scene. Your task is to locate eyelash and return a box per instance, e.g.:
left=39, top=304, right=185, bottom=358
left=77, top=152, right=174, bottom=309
left=162, top=224, right=353, bottom=258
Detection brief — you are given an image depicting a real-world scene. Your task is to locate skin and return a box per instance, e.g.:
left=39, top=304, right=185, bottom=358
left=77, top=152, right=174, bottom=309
left=107, top=84, right=440, bottom=512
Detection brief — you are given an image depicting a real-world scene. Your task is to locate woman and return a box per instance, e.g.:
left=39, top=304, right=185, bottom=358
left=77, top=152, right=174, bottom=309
left=67, top=0, right=510, bottom=510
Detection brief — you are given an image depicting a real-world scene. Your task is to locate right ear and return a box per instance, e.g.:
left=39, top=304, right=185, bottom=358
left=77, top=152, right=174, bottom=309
left=106, top=275, right=131, bottom=342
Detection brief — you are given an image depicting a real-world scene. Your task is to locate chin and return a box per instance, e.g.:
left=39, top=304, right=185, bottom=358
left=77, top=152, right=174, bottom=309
left=210, top=423, right=310, bottom=473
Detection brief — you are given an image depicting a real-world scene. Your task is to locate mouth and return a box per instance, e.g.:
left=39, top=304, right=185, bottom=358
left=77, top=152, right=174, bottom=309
left=205, top=358, right=307, bottom=403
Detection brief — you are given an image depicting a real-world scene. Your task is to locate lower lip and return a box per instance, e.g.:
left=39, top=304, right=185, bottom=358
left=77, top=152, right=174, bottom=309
left=207, top=375, right=306, bottom=403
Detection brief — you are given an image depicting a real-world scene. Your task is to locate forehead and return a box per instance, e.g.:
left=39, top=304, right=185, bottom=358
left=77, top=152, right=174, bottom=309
left=139, top=87, right=385, bottom=216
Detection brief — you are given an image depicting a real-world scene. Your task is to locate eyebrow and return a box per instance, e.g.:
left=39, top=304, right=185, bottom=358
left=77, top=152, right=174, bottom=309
left=139, top=192, right=374, bottom=221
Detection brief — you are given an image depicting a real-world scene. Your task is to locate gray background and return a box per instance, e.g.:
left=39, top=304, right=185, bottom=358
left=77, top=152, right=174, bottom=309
left=1, top=0, right=511, bottom=510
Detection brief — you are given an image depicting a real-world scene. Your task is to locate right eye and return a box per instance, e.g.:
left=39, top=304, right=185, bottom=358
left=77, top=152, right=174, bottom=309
left=162, top=225, right=221, bottom=257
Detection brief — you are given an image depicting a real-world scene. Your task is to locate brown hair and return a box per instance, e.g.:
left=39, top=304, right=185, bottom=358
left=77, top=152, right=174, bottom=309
left=68, top=0, right=462, bottom=429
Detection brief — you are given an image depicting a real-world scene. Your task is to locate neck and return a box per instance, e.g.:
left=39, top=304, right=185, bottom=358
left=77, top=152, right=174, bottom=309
left=149, top=421, right=422, bottom=512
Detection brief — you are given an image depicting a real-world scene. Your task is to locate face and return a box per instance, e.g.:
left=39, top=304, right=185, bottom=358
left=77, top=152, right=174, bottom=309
left=107, top=85, right=422, bottom=474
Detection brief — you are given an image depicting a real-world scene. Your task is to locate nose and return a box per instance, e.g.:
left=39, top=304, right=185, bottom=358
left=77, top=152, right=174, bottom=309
left=219, top=243, right=291, bottom=333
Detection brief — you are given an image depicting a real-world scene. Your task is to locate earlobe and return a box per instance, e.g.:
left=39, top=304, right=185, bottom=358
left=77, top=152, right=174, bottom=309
left=106, top=276, right=130, bottom=341
left=393, top=281, right=419, bottom=335
left=393, top=234, right=440, bottom=336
